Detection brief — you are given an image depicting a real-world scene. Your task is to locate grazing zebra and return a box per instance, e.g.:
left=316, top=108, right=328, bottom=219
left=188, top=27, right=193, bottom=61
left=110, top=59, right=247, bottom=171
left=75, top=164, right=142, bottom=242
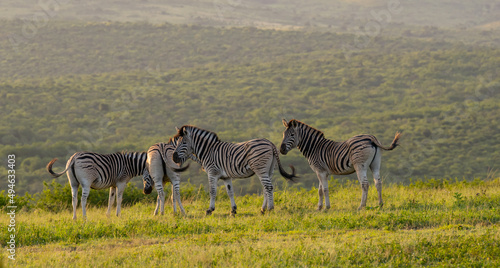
left=172, top=125, right=296, bottom=215
left=280, top=119, right=401, bottom=210
left=46, top=151, right=148, bottom=220
left=144, top=139, right=191, bottom=216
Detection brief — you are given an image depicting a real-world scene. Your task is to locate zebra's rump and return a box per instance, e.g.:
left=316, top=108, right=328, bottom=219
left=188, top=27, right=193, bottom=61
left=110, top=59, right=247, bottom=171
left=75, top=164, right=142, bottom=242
left=321, top=135, right=378, bottom=175
left=346, top=135, right=378, bottom=151
left=74, top=160, right=120, bottom=189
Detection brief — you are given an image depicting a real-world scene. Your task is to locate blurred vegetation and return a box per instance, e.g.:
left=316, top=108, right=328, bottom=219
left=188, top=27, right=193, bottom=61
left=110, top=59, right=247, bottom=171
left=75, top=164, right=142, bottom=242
left=0, top=21, right=499, bottom=195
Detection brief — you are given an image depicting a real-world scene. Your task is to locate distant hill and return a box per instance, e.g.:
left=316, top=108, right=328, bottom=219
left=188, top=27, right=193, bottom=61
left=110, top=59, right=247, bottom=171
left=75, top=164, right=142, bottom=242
left=1, top=0, right=499, bottom=30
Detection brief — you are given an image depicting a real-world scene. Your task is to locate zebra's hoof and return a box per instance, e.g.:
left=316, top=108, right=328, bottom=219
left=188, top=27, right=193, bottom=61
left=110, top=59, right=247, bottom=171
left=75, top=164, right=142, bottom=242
left=357, top=206, right=365, bottom=210
left=230, top=210, right=237, bottom=216
left=260, top=208, right=266, bottom=215
left=206, top=209, right=213, bottom=216
left=317, top=205, right=323, bottom=211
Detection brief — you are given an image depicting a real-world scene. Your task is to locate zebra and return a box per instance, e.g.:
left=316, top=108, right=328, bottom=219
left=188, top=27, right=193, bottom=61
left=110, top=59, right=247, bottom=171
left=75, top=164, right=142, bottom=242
left=144, top=138, right=191, bottom=216
left=280, top=119, right=401, bottom=210
left=171, top=125, right=296, bottom=216
left=46, top=151, right=148, bottom=220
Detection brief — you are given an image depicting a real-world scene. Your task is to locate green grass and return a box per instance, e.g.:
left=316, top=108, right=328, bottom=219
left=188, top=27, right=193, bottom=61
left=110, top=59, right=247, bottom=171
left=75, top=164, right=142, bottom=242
left=1, top=178, right=499, bottom=267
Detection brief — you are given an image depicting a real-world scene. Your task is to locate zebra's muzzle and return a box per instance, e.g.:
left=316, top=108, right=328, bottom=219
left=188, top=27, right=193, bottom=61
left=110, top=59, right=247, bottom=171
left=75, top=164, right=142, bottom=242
left=143, top=184, right=153, bottom=195
left=280, top=144, right=288, bottom=155
left=173, top=152, right=181, bottom=164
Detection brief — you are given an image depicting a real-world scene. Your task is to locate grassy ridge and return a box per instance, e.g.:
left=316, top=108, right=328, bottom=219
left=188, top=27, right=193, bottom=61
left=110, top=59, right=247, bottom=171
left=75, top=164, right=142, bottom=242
left=1, top=178, right=499, bottom=266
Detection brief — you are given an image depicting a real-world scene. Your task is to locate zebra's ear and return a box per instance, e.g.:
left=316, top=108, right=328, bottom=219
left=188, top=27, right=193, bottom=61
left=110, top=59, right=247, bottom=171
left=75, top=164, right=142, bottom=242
left=282, top=119, right=288, bottom=128
left=182, top=127, right=191, bottom=137
left=175, top=126, right=180, bottom=133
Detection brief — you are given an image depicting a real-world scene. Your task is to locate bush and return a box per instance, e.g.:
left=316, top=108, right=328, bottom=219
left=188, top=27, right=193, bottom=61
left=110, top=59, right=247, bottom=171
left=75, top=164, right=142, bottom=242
left=0, top=190, right=32, bottom=212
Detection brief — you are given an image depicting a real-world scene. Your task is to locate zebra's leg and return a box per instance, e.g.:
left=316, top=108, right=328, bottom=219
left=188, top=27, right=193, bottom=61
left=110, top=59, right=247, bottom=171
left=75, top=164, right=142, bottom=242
left=222, top=178, right=237, bottom=216
left=259, top=176, right=274, bottom=212
left=355, top=164, right=369, bottom=210
left=69, top=179, right=79, bottom=220
left=154, top=182, right=166, bottom=216
left=71, top=185, right=79, bottom=220
left=172, top=179, right=186, bottom=216
left=171, top=183, right=176, bottom=215
left=106, top=187, right=116, bottom=217
left=80, top=184, right=91, bottom=220
left=370, top=150, right=383, bottom=208
left=149, top=155, right=165, bottom=216
left=206, top=174, right=219, bottom=216
left=154, top=194, right=161, bottom=215
left=68, top=172, right=80, bottom=220
left=317, top=172, right=331, bottom=210
left=261, top=192, right=268, bottom=215
left=115, top=182, right=126, bottom=217
left=317, top=183, right=324, bottom=211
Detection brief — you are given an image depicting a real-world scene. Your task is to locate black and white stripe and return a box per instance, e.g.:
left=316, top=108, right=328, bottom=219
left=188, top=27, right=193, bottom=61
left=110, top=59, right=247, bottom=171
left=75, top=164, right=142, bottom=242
left=280, top=119, right=400, bottom=210
left=172, top=125, right=296, bottom=215
left=144, top=137, right=191, bottom=216
left=47, top=151, right=148, bottom=220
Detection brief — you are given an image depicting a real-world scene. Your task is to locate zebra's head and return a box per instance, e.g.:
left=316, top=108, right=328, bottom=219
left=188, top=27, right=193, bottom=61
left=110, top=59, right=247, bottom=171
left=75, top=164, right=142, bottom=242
left=172, top=126, right=193, bottom=165
left=280, top=119, right=300, bottom=155
left=142, top=168, right=154, bottom=195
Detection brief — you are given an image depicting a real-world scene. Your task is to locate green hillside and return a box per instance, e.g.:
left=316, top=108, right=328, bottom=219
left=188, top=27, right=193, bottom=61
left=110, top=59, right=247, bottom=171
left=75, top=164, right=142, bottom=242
left=0, top=22, right=499, bottom=195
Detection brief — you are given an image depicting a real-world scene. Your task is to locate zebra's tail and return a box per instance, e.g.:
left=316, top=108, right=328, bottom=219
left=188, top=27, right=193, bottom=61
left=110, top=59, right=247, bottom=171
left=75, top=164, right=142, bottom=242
left=142, top=165, right=154, bottom=195
left=164, top=151, right=190, bottom=173
left=172, top=164, right=190, bottom=173
left=372, top=132, right=402, bottom=151
left=46, top=158, right=71, bottom=177
left=272, top=145, right=297, bottom=182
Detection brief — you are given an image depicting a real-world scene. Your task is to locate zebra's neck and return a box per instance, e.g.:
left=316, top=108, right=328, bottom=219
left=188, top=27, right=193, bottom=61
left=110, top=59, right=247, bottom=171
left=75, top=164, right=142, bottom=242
left=190, top=128, right=221, bottom=162
left=296, top=124, right=326, bottom=159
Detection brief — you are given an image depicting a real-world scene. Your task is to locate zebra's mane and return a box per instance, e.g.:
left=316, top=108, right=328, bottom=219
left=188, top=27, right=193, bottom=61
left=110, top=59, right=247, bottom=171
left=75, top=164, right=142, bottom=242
left=174, top=125, right=220, bottom=141
left=167, top=135, right=181, bottom=146
left=288, top=119, right=325, bottom=139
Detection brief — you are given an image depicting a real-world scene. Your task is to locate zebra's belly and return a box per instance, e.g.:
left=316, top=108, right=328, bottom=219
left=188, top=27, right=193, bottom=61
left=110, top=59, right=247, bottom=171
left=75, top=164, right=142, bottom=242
left=328, top=164, right=356, bottom=175
left=221, top=166, right=255, bottom=179
left=334, top=167, right=356, bottom=175
left=90, top=177, right=120, bottom=189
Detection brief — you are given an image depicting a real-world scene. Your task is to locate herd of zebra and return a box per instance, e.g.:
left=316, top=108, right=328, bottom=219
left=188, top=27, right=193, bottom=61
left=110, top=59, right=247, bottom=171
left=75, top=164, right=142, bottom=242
left=47, top=119, right=401, bottom=220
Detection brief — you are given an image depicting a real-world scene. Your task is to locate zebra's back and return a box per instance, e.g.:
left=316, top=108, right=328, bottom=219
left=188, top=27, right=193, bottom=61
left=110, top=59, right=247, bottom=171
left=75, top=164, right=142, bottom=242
left=207, top=138, right=274, bottom=178
left=73, top=151, right=147, bottom=189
